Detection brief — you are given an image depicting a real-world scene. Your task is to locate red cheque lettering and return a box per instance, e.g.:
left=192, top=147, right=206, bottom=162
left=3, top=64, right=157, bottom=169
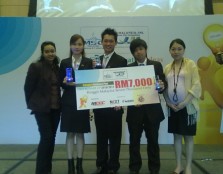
left=135, top=79, right=140, bottom=87
left=147, top=78, right=152, bottom=85
left=115, top=80, right=132, bottom=88
left=141, top=78, right=146, bottom=86
left=134, top=78, right=153, bottom=87
left=115, top=81, right=121, bottom=88
left=121, top=80, right=129, bottom=88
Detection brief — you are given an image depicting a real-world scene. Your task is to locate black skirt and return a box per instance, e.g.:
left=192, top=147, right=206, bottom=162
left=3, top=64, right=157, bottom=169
left=168, top=107, right=197, bottom=136
left=60, top=106, right=90, bottom=133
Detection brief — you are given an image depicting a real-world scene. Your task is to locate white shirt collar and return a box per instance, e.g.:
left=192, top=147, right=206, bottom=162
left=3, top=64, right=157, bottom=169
left=72, top=55, right=82, bottom=69
left=137, top=58, right=147, bottom=66
left=104, top=51, right=114, bottom=60
left=72, top=55, right=82, bottom=63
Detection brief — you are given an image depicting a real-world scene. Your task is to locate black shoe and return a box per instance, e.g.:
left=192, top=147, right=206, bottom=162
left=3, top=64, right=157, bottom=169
left=172, top=170, right=184, bottom=174
left=108, top=170, right=116, bottom=174
left=92, top=167, right=106, bottom=174
left=150, top=171, right=159, bottom=174
left=129, top=170, right=139, bottom=174
left=68, top=159, right=75, bottom=174
left=76, top=158, right=84, bottom=174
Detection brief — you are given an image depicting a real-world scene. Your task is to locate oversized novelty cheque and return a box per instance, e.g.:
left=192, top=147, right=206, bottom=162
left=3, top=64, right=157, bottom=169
left=75, top=65, right=160, bottom=110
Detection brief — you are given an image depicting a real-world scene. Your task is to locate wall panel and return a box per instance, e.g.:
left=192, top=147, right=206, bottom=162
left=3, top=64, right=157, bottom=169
left=213, top=3, right=223, bottom=14
left=0, top=6, right=28, bottom=16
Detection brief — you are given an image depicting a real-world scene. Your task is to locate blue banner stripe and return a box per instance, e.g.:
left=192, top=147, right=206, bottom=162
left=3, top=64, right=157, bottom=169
left=0, top=18, right=41, bottom=75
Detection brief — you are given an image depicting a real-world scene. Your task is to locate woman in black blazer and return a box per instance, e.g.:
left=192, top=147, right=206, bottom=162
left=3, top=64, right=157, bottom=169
left=24, top=41, right=61, bottom=174
left=59, top=34, right=93, bottom=174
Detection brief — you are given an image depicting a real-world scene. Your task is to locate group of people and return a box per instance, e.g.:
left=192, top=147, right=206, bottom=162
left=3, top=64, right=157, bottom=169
left=24, top=28, right=201, bottom=174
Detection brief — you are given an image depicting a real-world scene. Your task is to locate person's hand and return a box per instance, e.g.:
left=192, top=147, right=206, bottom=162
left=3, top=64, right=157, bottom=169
left=176, top=101, right=187, bottom=110
left=167, top=101, right=187, bottom=112
left=92, top=60, right=97, bottom=68
left=114, top=106, right=122, bottom=111
left=63, top=77, right=75, bottom=86
left=167, top=102, right=178, bottom=112
left=158, top=80, right=165, bottom=91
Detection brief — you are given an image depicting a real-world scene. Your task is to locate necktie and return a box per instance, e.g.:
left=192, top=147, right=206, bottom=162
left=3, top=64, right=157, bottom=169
left=103, top=56, right=109, bottom=68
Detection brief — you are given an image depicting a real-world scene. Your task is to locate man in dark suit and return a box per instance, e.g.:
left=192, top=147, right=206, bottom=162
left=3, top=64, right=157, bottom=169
left=127, top=39, right=167, bottom=174
left=93, top=28, right=127, bottom=174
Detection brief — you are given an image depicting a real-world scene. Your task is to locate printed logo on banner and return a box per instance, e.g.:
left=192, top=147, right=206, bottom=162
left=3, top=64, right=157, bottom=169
left=79, top=95, right=88, bottom=108
left=85, top=35, right=102, bottom=49
left=103, top=69, right=128, bottom=80
left=117, top=31, right=145, bottom=47
left=138, top=95, right=145, bottom=103
left=91, top=101, right=105, bottom=106
left=81, top=26, right=148, bottom=50
left=110, top=100, right=119, bottom=104
left=122, top=99, right=134, bottom=103
left=113, top=71, right=126, bottom=77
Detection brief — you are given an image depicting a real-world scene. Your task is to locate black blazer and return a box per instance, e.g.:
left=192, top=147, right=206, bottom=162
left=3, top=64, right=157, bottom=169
left=126, top=59, right=166, bottom=124
left=93, top=52, right=127, bottom=114
left=59, top=57, right=93, bottom=108
left=100, top=52, right=127, bottom=69
left=24, top=61, right=61, bottom=113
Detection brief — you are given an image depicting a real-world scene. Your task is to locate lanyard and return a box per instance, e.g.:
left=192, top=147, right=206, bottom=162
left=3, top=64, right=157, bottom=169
left=172, top=59, right=183, bottom=102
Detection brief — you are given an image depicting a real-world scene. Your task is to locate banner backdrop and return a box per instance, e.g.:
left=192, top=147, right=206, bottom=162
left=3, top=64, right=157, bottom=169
left=0, top=15, right=223, bottom=144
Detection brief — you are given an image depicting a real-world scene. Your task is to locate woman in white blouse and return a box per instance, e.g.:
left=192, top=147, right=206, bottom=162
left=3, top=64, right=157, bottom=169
left=164, top=38, right=201, bottom=174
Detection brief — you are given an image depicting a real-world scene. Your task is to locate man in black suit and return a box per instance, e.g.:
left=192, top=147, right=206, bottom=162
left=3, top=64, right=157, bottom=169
left=93, top=28, right=127, bottom=174
left=127, top=39, right=166, bottom=174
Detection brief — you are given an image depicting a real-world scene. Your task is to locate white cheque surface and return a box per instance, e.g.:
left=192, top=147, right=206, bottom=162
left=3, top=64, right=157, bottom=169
left=75, top=66, right=160, bottom=110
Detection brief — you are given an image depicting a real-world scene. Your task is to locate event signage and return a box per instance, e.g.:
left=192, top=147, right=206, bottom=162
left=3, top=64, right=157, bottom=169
left=75, top=66, right=160, bottom=110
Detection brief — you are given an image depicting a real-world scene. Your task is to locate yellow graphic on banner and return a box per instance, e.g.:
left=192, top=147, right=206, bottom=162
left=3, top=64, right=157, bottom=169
left=196, top=24, right=223, bottom=144
left=79, top=95, right=88, bottom=108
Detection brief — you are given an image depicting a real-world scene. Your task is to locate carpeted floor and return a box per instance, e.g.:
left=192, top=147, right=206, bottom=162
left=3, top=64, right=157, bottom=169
left=0, top=144, right=222, bottom=174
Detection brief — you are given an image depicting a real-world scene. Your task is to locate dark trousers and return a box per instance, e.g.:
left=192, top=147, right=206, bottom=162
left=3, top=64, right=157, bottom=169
left=94, top=110, right=122, bottom=172
left=127, top=115, right=160, bottom=173
left=34, top=109, right=60, bottom=174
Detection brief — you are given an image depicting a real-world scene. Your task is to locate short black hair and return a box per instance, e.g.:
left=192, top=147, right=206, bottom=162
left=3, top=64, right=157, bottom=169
left=129, top=38, right=147, bottom=55
left=101, top=28, right=118, bottom=42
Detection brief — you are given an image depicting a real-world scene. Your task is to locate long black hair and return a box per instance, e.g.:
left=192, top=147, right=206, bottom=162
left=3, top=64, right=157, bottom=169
left=38, top=41, right=60, bottom=65
left=69, top=34, right=86, bottom=58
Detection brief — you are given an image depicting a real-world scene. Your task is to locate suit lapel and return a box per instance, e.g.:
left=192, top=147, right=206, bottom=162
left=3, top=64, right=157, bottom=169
left=79, top=57, right=87, bottom=70
left=106, top=52, right=116, bottom=68
left=100, top=55, right=104, bottom=67
left=146, top=58, right=152, bottom=65
left=66, top=58, right=73, bottom=69
left=131, top=61, right=138, bottom=66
